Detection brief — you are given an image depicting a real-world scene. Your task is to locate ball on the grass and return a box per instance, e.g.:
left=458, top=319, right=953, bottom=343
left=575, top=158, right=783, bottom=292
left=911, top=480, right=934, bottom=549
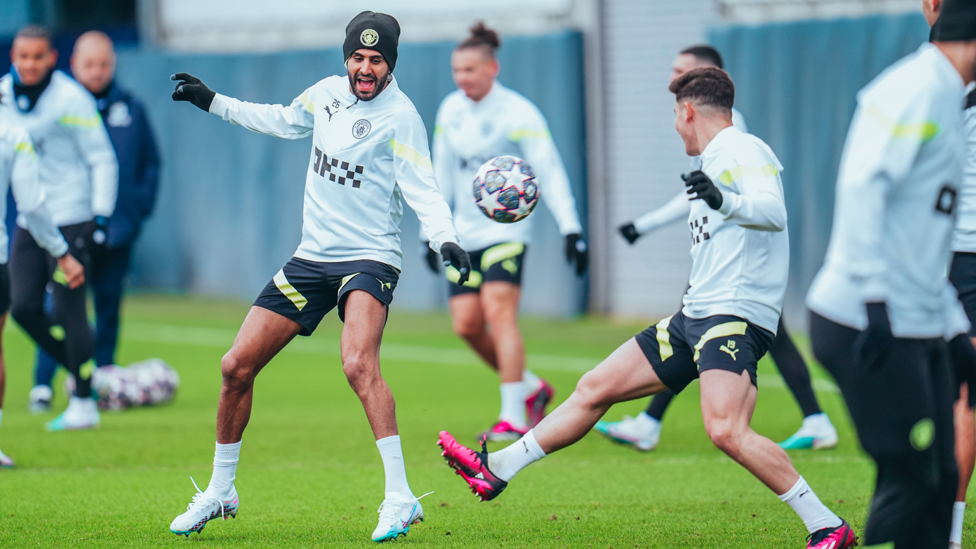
left=472, top=156, right=539, bottom=223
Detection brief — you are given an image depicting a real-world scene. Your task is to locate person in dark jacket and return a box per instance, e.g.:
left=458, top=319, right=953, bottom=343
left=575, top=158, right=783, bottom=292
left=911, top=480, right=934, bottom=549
left=28, top=31, right=159, bottom=413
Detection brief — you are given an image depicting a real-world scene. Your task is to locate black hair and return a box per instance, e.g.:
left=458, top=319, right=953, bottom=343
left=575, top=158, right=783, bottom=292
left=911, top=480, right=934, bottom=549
left=15, top=25, right=54, bottom=50
left=457, top=22, right=500, bottom=57
left=669, top=67, right=734, bottom=111
left=679, top=44, right=723, bottom=69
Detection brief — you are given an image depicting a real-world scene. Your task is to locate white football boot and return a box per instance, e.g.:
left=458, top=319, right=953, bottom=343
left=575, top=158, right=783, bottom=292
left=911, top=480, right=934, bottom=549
left=0, top=449, right=14, bottom=468
left=45, top=396, right=99, bottom=431
left=594, top=412, right=661, bottom=451
left=371, top=490, right=430, bottom=542
left=778, top=413, right=839, bottom=450
left=170, top=477, right=239, bottom=537
left=28, top=385, right=52, bottom=414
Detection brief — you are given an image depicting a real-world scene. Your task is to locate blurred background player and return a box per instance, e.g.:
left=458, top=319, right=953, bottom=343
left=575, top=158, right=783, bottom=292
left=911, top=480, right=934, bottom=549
left=600, top=44, right=837, bottom=452
left=1, top=25, right=118, bottom=431
left=166, top=11, right=471, bottom=542
left=439, top=67, right=855, bottom=549
left=0, top=101, right=85, bottom=466
left=29, top=31, right=160, bottom=412
left=807, top=1, right=976, bottom=542
left=426, top=23, right=588, bottom=441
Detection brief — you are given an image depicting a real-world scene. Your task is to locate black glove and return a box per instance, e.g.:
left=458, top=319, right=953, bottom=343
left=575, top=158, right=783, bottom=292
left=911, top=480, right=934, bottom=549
left=91, top=215, right=109, bottom=247
left=171, top=73, right=216, bottom=112
left=683, top=170, right=723, bottom=211
left=565, top=233, right=589, bottom=276
left=948, top=333, right=976, bottom=408
left=619, top=222, right=640, bottom=245
left=852, top=302, right=894, bottom=373
left=440, top=242, right=471, bottom=286
left=421, top=241, right=439, bottom=273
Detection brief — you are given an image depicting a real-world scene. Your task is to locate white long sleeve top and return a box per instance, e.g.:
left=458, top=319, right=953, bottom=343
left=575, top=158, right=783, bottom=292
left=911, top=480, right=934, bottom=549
left=0, top=70, right=118, bottom=227
left=953, top=90, right=976, bottom=252
left=633, top=108, right=748, bottom=235
left=430, top=82, right=583, bottom=250
left=209, top=75, right=458, bottom=269
left=683, top=126, right=789, bottom=334
left=0, top=120, right=68, bottom=262
left=807, top=43, right=967, bottom=338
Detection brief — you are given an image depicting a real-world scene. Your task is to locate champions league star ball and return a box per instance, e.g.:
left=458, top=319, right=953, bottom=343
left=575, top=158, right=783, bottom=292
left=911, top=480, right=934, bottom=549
left=473, top=156, right=539, bottom=223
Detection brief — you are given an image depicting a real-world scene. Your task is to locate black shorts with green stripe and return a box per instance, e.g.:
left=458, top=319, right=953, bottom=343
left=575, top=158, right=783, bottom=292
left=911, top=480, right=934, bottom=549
left=634, top=311, right=774, bottom=394
left=254, top=257, right=399, bottom=336
left=446, top=242, right=526, bottom=297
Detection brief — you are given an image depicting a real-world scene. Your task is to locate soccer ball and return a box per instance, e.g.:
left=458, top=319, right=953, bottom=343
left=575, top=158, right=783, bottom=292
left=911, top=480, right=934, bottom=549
left=473, top=156, right=539, bottom=223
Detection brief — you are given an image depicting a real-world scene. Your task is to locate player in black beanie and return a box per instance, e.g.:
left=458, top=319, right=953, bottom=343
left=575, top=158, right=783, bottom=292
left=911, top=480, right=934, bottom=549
left=932, top=0, right=976, bottom=41
left=343, top=11, right=400, bottom=101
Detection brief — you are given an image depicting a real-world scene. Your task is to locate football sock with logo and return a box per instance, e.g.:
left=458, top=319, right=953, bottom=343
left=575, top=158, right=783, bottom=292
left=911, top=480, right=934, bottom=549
left=522, top=370, right=542, bottom=393
left=376, top=435, right=411, bottom=495
left=499, top=382, right=526, bottom=429
left=951, top=501, right=966, bottom=546
left=778, top=476, right=842, bottom=534
left=207, top=440, right=241, bottom=496
left=488, top=429, right=546, bottom=482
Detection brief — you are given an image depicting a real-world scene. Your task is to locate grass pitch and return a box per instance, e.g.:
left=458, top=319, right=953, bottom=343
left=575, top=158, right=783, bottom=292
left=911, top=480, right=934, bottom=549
left=0, top=294, right=959, bottom=547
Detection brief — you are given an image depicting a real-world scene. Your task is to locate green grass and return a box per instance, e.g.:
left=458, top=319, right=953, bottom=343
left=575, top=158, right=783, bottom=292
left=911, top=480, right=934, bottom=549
left=0, top=294, right=964, bottom=547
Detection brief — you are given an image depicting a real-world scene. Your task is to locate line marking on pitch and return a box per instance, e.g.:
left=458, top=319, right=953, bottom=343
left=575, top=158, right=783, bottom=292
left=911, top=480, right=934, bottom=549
left=119, top=322, right=840, bottom=393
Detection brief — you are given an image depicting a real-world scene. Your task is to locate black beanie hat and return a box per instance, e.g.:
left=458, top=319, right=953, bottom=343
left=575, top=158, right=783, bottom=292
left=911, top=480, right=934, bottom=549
left=343, top=11, right=400, bottom=72
left=932, top=0, right=976, bottom=41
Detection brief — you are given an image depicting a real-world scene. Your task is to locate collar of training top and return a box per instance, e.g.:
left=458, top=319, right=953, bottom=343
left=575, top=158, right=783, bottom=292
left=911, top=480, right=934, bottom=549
left=932, top=0, right=976, bottom=41
left=343, top=11, right=401, bottom=72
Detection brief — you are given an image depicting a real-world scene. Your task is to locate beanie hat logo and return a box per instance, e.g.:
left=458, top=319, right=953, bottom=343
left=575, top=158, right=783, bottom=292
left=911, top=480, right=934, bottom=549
left=360, top=29, right=379, bottom=47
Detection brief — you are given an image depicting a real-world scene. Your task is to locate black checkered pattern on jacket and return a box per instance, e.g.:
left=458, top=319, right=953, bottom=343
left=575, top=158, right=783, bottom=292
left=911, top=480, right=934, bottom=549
left=313, top=147, right=365, bottom=188
left=690, top=216, right=709, bottom=244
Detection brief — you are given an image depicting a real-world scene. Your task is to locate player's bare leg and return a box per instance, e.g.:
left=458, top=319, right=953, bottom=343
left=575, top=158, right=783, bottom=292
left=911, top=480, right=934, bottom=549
left=216, top=307, right=303, bottom=444
left=0, top=312, right=11, bottom=468
left=340, top=290, right=397, bottom=439
left=449, top=294, right=498, bottom=369
left=952, top=380, right=975, bottom=548
left=481, top=282, right=523, bottom=383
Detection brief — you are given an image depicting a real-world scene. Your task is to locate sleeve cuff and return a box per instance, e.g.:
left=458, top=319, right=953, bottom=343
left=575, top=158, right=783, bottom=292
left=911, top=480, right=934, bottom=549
left=209, top=93, right=231, bottom=116
left=717, top=189, right=735, bottom=217
left=48, top=240, right=69, bottom=259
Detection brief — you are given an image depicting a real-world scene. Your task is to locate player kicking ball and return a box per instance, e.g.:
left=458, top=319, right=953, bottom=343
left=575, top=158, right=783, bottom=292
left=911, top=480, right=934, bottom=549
left=438, top=67, right=854, bottom=549
left=167, top=11, right=472, bottom=542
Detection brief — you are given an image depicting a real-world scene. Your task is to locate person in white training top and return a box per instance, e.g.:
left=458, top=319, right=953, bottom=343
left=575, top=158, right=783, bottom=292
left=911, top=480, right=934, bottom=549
left=601, top=43, right=837, bottom=454
left=0, top=25, right=118, bottom=432
left=167, top=11, right=472, bottom=543
left=439, top=67, right=855, bottom=549
left=807, top=4, right=976, bottom=542
left=0, top=113, right=85, bottom=467
left=426, top=23, right=587, bottom=441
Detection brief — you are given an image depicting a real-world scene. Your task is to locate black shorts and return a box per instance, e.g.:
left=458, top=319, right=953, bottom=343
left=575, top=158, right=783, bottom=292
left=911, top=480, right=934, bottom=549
left=254, top=257, right=399, bottom=336
left=634, top=311, right=774, bottom=394
left=447, top=242, right=526, bottom=297
left=0, top=262, right=9, bottom=314
left=949, top=251, right=976, bottom=335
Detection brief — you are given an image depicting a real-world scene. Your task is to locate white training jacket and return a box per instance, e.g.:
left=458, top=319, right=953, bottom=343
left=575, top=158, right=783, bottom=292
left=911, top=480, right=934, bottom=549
left=807, top=43, right=967, bottom=338
left=633, top=108, right=747, bottom=236
left=0, top=120, right=68, bottom=263
left=0, top=70, right=118, bottom=227
left=430, top=82, right=582, bottom=251
left=952, top=90, right=976, bottom=253
left=209, top=75, right=458, bottom=269
left=682, top=126, right=788, bottom=335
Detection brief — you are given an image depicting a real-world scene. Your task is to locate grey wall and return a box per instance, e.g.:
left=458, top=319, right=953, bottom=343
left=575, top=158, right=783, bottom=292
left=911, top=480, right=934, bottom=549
left=118, top=31, right=589, bottom=315
left=711, top=12, right=930, bottom=327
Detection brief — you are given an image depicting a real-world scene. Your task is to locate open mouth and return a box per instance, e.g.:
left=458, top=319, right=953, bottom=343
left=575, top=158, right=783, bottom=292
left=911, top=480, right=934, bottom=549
left=356, top=76, right=376, bottom=93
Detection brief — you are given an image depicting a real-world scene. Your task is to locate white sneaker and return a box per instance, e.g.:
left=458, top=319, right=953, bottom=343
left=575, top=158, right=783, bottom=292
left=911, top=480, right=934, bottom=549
left=170, top=478, right=239, bottom=537
left=28, top=385, right=52, bottom=414
left=371, top=490, right=430, bottom=542
left=46, top=396, right=99, bottom=431
left=0, top=449, right=14, bottom=468
left=778, top=413, right=838, bottom=450
left=594, top=413, right=660, bottom=451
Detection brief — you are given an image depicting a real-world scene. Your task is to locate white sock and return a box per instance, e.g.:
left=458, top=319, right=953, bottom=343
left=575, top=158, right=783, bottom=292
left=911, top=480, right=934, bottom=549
left=207, top=441, right=241, bottom=496
left=376, top=435, right=411, bottom=495
left=951, top=501, right=966, bottom=545
left=522, top=370, right=541, bottom=393
left=778, top=476, right=842, bottom=534
left=499, top=382, right=526, bottom=428
left=487, top=429, right=546, bottom=482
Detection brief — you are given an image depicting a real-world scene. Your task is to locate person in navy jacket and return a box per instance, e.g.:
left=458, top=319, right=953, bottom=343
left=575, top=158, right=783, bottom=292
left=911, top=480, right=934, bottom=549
left=28, top=31, right=159, bottom=413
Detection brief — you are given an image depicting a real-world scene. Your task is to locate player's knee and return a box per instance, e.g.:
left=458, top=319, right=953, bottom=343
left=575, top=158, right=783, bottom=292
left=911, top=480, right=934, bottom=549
left=341, top=352, right=378, bottom=392
left=705, top=420, right=743, bottom=457
left=573, top=370, right=612, bottom=409
left=220, top=352, right=254, bottom=391
left=452, top=316, right=484, bottom=340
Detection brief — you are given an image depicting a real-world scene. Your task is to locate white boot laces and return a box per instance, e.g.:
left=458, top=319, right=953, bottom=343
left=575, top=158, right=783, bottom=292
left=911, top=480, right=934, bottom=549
left=376, top=491, right=433, bottom=524
left=187, top=477, right=225, bottom=520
